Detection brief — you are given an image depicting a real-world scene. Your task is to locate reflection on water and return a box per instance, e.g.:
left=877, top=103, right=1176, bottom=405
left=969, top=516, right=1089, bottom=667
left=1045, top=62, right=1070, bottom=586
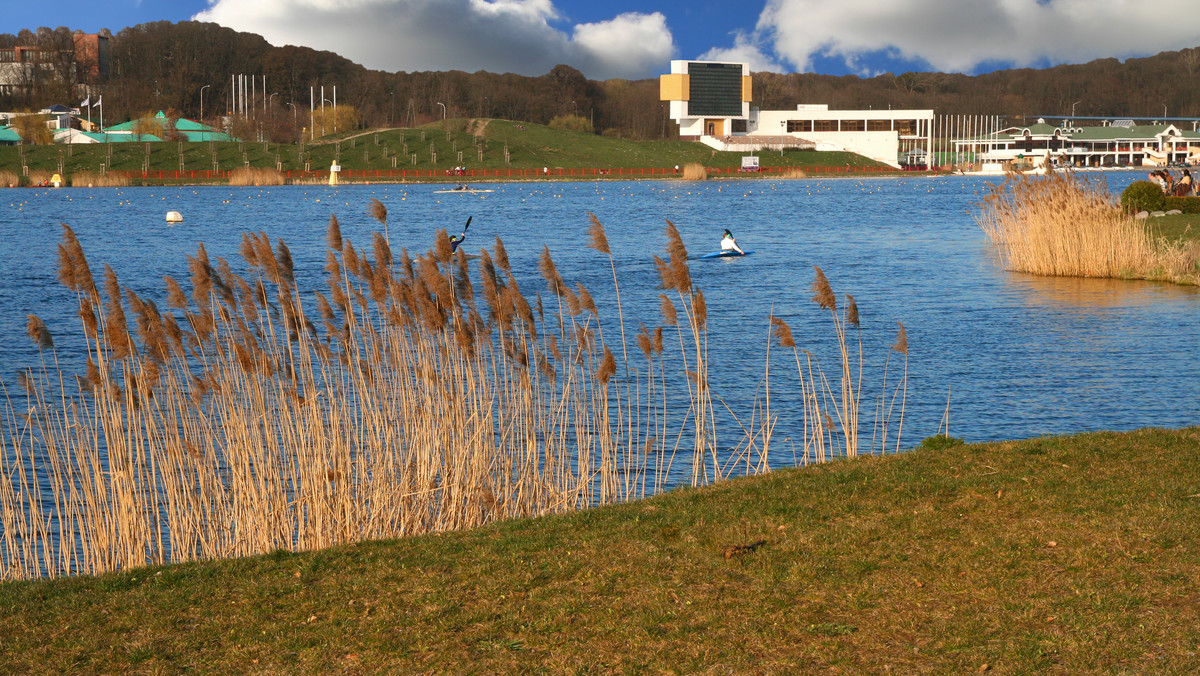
left=1, top=172, right=1197, bottom=448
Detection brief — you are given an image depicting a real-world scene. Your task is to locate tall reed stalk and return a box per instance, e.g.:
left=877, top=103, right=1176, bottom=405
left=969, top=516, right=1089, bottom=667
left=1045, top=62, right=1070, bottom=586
left=1, top=213, right=914, bottom=580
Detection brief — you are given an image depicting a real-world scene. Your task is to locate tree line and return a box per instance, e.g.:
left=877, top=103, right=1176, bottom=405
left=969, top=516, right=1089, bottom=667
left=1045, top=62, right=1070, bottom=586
left=3, top=20, right=1198, bottom=141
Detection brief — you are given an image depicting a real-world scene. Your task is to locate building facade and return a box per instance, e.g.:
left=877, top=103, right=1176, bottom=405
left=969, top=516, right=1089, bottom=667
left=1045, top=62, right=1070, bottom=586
left=659, top=60, right=934, bottom=168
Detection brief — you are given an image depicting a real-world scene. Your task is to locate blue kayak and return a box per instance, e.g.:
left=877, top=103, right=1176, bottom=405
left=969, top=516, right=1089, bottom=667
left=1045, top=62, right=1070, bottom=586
left=697, top=250, right=753, bottom=259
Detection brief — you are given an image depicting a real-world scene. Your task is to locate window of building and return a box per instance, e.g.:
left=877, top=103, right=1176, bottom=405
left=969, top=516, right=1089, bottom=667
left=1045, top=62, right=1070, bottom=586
left=867, top=119, right=891, bottom=131
left=814, top=120, right=837, bottom=132
left=786, top=120, right=812, bottom=133
left=840, top=120, right=865, bottom=132
left=895, top=119, right=917, bottom=135
left=731, top=119, right=747, bottom=133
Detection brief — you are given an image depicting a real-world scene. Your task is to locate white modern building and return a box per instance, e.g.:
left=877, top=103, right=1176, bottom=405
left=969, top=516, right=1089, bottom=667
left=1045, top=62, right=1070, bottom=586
left=659, top=60, right=934, bottom=168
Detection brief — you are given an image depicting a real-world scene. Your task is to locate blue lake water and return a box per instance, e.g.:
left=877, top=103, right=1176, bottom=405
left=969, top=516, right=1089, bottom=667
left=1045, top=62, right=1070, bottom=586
left=2, top=173, right=1198, bottom=453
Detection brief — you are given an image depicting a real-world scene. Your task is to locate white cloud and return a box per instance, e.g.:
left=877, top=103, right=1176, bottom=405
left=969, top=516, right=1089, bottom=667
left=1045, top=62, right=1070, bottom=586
left=699, top=31, right=785, bottom=73
left=193, top=0, right=674, bottom=80
left=571, top=13, right=675, bottom=80
left=742, top=0, right=1200, bottom=74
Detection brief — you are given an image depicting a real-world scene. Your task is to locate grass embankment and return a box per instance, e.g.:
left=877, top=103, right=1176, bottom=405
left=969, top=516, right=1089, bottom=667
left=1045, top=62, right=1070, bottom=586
left=0, top=119, right=890, bottom=186
left=978, top=172, right=1200, bottom=284
left=2, top=427, right=1199, bottom=673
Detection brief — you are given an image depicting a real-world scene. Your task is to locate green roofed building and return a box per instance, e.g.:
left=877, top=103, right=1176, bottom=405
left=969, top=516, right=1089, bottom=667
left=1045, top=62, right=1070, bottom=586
left=102, top=111, right=236, bottom=142
left=953, top=118, right=1200, bottom=170
left=0, top=126, right=21, bottom=145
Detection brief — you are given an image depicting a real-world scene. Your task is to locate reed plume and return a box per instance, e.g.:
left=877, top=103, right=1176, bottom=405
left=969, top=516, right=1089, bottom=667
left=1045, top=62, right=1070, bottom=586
left=586, top=212, right=611, bottom=255
left=327, top=214, right=343, bottom=251
left=25, top=315, right=53, bottom=350
left=811, top=266, right=836, bottom=312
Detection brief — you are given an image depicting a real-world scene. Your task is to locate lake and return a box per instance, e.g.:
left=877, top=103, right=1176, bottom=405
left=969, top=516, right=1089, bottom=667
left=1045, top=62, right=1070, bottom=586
left=2, top=172, right=1198, bottom=452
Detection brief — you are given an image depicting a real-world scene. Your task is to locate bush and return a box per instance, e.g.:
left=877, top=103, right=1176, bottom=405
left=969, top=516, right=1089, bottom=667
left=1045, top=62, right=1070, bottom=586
left=1164, top=196, right=1200, bottom=213
left=1121, top=181, right=1166, bottom=213
left=548, top=114, right=594, bottom=134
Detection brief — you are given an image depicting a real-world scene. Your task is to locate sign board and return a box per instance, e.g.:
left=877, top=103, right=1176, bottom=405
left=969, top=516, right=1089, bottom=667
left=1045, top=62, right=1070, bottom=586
left=741, top=156, right=760, bottom=172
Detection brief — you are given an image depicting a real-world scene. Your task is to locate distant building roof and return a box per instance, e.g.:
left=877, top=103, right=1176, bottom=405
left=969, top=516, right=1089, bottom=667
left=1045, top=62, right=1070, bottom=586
left=0, top=126, right=21, bottom=143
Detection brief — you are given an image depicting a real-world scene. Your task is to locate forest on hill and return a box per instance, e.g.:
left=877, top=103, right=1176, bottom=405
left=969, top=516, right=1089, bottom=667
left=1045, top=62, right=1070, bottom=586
left=4, top=21, right=1200, bottom=141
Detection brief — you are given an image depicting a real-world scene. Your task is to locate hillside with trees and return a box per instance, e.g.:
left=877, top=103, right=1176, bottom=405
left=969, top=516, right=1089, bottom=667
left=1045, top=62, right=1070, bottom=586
left=2, top=20, right=1198, bottom=140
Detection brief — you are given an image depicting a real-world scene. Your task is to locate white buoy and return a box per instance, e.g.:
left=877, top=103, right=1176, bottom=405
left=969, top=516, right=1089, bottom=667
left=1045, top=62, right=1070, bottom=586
left=166, top=211, right=183, bottom=223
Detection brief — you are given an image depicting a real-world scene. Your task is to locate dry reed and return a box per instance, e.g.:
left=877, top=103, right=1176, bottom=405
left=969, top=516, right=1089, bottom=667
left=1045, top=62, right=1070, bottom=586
left=0, top=210, right=914, bottom=581
left=977, top=172, right=1200, bottom=282
left=69, top=171, right=129, bottom=187
left=681, top=163, right=708, bottom=181
left=781, top=168, right=808, bottom=179
left=228, top=167, right=285, bottom=186
left=0, top=170, right=18, bottom=187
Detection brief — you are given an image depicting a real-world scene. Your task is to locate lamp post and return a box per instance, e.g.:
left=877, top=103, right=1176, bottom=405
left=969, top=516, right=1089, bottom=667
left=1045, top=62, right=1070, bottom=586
left=286, top=102, right=297, bottom=142
left=388, top=91, right=395, bottom=127
left=436, top=101, right=446, bottom=120
left=1071, top=100, right=1080, bottom=118
left=200, top=84, right=210, bottom=122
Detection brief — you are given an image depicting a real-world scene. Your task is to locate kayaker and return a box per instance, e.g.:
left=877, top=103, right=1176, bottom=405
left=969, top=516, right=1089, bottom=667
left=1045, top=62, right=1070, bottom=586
left=450, top=231, right=466, bottom=253
left=721, top=229, right=745, bottom=255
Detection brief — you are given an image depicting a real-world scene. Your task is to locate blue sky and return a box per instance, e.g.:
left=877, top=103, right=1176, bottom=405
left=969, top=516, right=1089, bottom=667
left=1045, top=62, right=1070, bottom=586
left=4, top=0, right=1200, bottom=80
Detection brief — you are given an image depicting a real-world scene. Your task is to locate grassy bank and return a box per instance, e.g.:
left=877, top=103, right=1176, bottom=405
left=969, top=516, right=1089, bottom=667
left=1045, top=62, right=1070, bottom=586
left=0, top=119, right=892, bottom=186
left=2, top=427, right=1198, bottom=672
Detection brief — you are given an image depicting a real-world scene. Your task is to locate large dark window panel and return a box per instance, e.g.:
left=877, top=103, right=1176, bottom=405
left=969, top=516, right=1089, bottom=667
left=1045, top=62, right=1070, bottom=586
left=687, top=62, right=742, bottom=117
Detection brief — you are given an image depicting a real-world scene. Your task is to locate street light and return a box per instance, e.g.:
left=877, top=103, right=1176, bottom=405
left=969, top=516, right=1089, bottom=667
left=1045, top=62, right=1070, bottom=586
left=436, top=101, right=446, bottom=120
left=1071, top=100, right=1080, bottom=117
left=285, top=102, right=298, bottom=142
left=200, top=84, right=210, bottom=121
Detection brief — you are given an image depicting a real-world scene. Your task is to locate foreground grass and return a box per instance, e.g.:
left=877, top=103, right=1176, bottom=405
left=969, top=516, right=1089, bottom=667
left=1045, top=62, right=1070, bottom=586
left=3, top=427, right=1200, bottom=673
left=0, top=119, right=889, bottom=185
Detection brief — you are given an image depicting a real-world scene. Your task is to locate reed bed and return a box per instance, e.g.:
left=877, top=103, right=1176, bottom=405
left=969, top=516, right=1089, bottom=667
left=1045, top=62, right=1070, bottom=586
left=976, top=172, right=1200, bottom=282
left=228, top=167, right=285, bottom=186
left=26, top=170, right=55, bottom=187
left=1, top=212, right=911, bottom=580
left=68, top=171, right=130, bottom=188
left=0, top=170, right=17, bottom=187
left=681, top=163, right=708, bottom=181
left=781, top=168, right=808, bottom=179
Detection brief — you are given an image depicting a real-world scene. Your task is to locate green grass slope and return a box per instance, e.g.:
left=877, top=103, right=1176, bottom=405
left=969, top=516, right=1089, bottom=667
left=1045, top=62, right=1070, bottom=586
left=0, top=119, right=890, bottom=183
left=3, top=428, right=1199, bottom=673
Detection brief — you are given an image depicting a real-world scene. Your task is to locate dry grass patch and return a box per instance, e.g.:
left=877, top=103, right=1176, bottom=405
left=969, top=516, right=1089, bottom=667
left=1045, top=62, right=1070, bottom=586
left=68, top=171, right=129, bottom=187
left=0, top=169, right=18, bottom=187
left=681, top=162, right=708, bottom=180
left=228, top=167, right=284, bottom=185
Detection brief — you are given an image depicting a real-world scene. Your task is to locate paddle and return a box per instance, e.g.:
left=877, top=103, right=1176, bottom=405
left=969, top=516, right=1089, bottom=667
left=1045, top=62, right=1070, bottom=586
left=462, top=216, right=473, bottom=234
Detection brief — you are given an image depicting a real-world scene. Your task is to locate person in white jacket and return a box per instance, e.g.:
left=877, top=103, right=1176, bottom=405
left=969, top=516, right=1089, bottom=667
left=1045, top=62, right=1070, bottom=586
left=720, top=229, right=745, bottom=255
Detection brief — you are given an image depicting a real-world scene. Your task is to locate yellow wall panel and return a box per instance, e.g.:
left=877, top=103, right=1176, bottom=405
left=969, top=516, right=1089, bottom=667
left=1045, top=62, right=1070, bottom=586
left=742, top=76, right=753, bottom=102
left=660, top=74, right=689, bottom=101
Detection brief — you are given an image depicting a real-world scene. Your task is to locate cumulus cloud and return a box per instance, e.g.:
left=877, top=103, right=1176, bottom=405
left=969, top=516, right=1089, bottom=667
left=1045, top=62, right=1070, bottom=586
left=699, top=31, right=785, bottom=73
left=743, top=0, right=1200, bottom=74
left=193, top=0, right=674, bottom=80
